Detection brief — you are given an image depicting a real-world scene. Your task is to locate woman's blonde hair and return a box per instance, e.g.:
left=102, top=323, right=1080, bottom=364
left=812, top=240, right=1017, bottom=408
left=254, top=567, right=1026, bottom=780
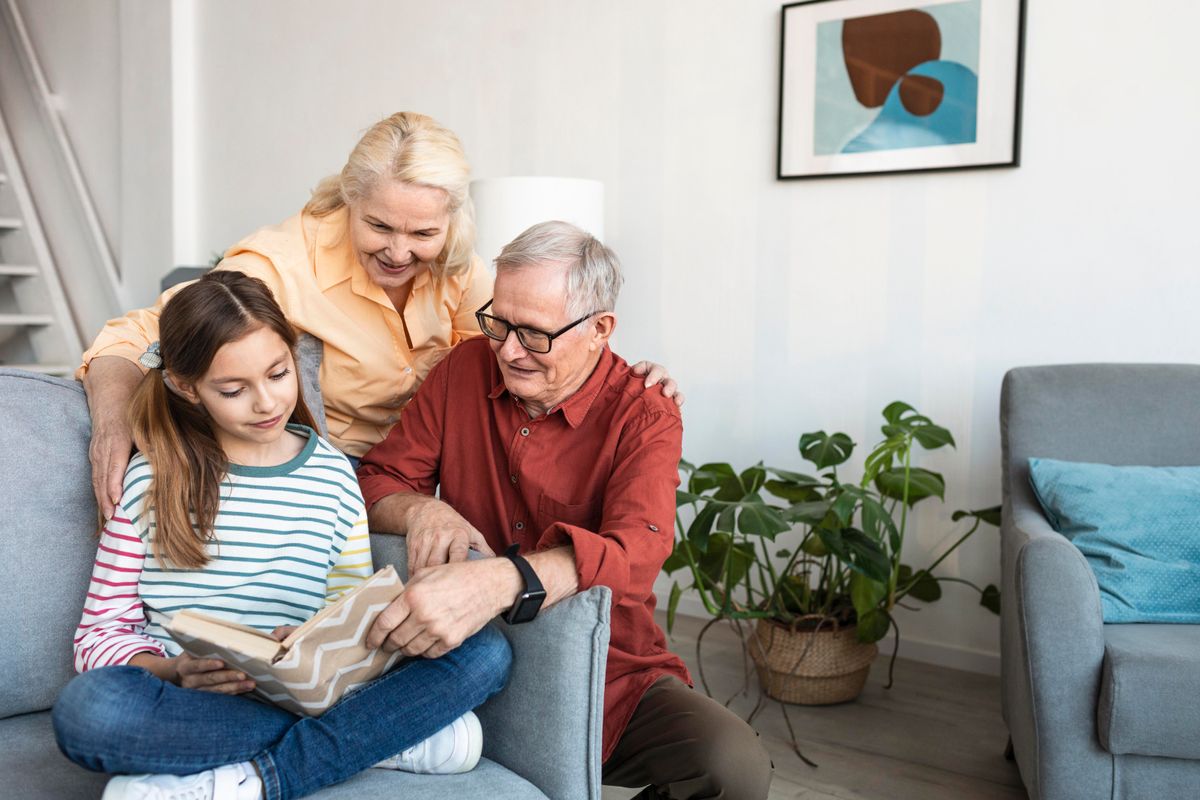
left=305, top=112, right=476, bottom=278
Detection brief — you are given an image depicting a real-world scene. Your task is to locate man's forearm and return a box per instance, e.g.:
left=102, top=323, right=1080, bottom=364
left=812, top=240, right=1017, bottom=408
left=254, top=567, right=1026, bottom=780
left=526, top=546, right=579, bottom=609
left=365, top=492, right=439, bottom=535
left=465, top=545, right=579, bottom=621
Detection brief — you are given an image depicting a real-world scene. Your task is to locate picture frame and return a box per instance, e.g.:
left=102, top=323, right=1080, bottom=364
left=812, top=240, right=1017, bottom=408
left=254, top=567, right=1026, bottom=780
left=777, top=0, right=1026, bottom=180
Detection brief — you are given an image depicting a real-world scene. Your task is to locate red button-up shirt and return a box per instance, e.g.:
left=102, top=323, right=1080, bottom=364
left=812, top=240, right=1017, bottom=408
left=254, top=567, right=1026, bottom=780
left=357, top=337, right=691, bottom=761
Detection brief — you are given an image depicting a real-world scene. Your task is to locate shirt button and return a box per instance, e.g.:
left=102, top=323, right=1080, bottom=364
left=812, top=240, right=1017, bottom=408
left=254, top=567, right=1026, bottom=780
left=404, top=367, right=413, bottom=374
left=510, top=474, right=518, bottom=484
left=520, top=427, right=530, bottom=436
left=515, top=521, right=525, bottom=531
left=648, top=524, right=659, bottom=532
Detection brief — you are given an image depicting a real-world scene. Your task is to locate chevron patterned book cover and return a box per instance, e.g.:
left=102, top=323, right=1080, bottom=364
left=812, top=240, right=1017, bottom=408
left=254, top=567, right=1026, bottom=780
left=167, top=566, right=407, bottom=716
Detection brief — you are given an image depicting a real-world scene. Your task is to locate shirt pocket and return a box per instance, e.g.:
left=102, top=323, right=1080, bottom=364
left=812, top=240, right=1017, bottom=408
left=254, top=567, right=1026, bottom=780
left=536, top=494, right=601, bottom=534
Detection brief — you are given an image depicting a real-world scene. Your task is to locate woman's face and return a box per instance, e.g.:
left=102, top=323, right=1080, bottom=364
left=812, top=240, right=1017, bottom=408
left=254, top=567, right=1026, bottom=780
left=348, top=180, right=451, bottom=295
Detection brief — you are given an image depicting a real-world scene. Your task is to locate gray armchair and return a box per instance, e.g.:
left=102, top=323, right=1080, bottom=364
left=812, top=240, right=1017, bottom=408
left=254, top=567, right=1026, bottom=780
left=1000, top=364, right=1200, bottom=800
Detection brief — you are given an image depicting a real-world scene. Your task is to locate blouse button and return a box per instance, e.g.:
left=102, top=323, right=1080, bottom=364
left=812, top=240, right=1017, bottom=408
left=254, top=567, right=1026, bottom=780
left=520, top=427, right=530, bottom=436
left=515, top=521, right=525, bottom=531
left=510, top=474, right=518, bottom=484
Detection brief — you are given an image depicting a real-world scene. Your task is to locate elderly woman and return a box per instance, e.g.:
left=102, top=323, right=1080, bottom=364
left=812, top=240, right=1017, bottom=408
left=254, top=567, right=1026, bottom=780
left=80, top=112, right=678, bottom=521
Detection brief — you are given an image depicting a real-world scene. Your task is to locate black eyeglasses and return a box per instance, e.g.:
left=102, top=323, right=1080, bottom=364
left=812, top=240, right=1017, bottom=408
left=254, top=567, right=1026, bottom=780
left=475, top=300, right=594, bottom=354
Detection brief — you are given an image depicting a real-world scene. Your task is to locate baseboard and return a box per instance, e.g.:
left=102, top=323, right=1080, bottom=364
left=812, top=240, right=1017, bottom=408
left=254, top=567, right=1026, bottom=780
left=668, top=595, right=1001, bottom=676
left=875, top=632, right=1001, bottom=676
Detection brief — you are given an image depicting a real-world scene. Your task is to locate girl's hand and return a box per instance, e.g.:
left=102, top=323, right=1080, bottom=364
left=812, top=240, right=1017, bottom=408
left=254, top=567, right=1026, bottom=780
left=271, top=625, right=298, bottom=641
left=630, top=361, right=685, bottom=407
left=174, top=652, right=256, bottom=694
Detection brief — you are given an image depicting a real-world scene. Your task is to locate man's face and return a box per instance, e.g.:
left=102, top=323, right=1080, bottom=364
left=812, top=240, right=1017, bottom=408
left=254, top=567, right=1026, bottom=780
left=489, top=265, right=611, bottom=416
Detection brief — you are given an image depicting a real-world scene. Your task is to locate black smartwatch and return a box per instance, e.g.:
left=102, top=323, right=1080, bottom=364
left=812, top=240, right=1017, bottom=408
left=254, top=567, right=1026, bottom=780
left=502, top=543, right=547, bottom=624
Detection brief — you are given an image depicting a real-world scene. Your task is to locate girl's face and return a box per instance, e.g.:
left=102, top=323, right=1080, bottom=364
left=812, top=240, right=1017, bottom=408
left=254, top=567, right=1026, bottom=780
left=175, top=326, right=299, bottom=459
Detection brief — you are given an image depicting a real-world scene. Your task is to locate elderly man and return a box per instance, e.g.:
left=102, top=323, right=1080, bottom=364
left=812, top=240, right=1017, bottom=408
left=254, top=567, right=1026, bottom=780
left=356, top=221, right=772, bottom=799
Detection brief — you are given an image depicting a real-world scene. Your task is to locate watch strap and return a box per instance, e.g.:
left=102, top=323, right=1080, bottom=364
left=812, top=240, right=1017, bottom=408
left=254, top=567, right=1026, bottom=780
left=502, top=543, right=546, bottom=624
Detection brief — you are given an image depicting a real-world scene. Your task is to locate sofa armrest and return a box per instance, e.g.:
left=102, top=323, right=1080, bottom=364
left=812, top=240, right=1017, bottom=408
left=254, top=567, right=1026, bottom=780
left=1008, top=506, right=1112, bottom=800
left=480, top=587, right=610, bottom=800
left=369, top=534, right=610, bottom=800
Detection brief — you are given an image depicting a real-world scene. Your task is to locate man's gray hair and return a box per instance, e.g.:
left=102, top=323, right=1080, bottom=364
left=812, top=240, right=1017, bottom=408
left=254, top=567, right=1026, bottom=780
left=494, top=220, right=623, bottom=318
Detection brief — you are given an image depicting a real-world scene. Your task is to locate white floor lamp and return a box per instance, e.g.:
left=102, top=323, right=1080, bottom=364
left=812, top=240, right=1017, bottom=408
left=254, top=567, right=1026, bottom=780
left=469, top=177, right=605, bottom=270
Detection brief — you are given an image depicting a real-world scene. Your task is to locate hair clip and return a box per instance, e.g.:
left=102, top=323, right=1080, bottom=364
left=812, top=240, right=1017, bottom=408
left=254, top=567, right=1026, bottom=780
left=138, top=341, right=164, bottom=370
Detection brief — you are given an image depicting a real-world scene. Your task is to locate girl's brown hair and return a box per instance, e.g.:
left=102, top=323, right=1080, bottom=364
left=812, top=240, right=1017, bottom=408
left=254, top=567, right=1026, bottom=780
left=129, top=271, right=317, bottom=569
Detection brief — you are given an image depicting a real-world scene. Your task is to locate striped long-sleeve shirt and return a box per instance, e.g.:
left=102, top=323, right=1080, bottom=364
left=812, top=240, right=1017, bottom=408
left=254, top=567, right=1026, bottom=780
left=74, top=425, right=373, bottom=672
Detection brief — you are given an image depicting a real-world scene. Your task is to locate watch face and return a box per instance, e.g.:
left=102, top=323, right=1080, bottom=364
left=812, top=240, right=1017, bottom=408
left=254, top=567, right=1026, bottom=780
left=507, top=589, right=548, bottom=625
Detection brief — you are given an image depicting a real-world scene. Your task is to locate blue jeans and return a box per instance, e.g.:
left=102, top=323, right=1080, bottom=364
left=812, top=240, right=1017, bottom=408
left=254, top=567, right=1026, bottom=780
left=52, top=626, right=511, bottom=800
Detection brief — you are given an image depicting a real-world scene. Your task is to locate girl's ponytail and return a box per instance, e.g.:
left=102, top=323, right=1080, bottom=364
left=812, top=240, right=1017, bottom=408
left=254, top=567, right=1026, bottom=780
left=128, top=369, right=225, bottom=569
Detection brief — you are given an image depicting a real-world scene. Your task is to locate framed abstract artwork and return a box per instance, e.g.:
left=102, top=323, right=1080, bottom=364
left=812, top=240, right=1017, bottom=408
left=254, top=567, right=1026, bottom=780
left=777, top=0, right=1026, bottom=179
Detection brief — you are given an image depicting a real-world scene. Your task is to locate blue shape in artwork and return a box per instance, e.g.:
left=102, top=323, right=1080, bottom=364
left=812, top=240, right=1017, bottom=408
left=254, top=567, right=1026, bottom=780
left=842, top=60, right=978, bottom=154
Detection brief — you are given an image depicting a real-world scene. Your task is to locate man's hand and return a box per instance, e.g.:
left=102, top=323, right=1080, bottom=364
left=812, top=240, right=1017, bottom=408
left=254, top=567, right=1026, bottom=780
left=630, top=361, right=685, bottom=407
left=405, top=497, right=495, bottom=571
left=366, top=559, right=518, bottom=659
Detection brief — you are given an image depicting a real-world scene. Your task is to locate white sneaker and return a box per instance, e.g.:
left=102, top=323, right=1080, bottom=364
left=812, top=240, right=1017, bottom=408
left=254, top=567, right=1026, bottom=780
left=102, top=762, right=262, bottom=800
left=373, top=711, right=483, bottom=775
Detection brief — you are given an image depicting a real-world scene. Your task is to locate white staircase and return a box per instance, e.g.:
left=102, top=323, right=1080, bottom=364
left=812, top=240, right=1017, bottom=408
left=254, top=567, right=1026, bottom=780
left=0, top=110, right=83, bottom=376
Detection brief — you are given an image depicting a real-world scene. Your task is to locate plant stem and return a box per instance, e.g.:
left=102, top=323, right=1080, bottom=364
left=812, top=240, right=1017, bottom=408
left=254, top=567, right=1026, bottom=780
left=678, top=506, right=722, bottom=617
left=928, top=576, right=988, bottom=593
left=895, top=518, right=983, bottom=602
left=919, top=518, right=981, bottom=577
left=888, top=438, right=913, bottom=610
left=762, top=529, right=807, bottom=614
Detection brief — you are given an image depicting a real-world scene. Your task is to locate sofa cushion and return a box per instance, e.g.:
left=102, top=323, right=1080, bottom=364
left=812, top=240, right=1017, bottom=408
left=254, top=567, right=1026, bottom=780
left=1, top=710, right=547, bottom=799
left=1, top=711, right=109, bottom=799
left=1099, top=624, right=1200, bottom=759
left=1028, top=457, right=1200, bottom=623
left=0, top=370, right=102, bottom=719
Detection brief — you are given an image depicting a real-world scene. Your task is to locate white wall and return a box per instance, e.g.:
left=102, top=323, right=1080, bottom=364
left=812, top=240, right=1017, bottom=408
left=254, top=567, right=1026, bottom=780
left=14, top=0, right=176, bottom=310
left=35, top=0, right=1200, bottom=671
left=15, top=0, right=121, bottom=252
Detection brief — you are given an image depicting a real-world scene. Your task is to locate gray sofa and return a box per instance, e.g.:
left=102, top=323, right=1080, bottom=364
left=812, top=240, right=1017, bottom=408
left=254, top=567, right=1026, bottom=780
left=0, top=367, right=612, bottom=799
left=1000, top=364, right=1200, bottom=800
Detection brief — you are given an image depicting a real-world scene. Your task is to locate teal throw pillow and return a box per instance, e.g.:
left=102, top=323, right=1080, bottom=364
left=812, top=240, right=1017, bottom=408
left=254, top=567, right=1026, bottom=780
left=1028, top=458, right=1200, bottom=623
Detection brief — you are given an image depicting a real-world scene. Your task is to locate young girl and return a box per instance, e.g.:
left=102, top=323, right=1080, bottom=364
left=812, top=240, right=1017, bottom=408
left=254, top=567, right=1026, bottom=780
left=52, top=271, right=511, bottom=800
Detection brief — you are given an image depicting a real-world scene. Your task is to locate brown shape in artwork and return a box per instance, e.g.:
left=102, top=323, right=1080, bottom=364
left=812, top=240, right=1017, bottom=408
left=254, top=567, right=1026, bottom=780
left=898, top=74, right=945, bottom=116
left=842, top=10, right=941, bottom=108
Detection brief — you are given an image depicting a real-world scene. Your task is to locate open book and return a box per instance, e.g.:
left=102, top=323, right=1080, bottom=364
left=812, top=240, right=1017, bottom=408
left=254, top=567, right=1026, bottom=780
left=167, top=566, right=406, bottom=716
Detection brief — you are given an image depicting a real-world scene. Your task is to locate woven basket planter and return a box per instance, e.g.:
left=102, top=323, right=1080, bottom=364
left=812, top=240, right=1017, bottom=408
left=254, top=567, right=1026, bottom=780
left=749, top=618, right=878, bottom=705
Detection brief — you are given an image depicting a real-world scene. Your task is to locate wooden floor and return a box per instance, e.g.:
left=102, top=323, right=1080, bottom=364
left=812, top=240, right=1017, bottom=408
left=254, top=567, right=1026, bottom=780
left=602, top=613, right=1027, bottom=800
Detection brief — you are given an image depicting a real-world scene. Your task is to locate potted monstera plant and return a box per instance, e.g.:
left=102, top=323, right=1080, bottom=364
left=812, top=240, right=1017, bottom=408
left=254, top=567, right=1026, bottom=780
left=664, top=402, right=999, bottom=710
